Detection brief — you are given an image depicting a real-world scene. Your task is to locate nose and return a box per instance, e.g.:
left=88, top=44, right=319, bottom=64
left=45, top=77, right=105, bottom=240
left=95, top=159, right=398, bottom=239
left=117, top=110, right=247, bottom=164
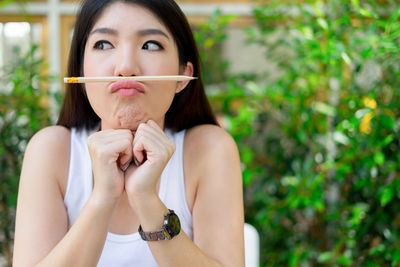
left=113, top=44, right=140, bottom=77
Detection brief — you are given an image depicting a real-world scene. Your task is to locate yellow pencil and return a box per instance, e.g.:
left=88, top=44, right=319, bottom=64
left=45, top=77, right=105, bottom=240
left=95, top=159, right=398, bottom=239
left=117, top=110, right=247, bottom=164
left=64, top=75, right=197, bottom=83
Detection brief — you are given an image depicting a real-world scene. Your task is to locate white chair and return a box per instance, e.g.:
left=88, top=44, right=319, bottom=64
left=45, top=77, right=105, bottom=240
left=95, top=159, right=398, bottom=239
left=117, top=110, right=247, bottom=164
left=244, top=223, right=259, bottom=267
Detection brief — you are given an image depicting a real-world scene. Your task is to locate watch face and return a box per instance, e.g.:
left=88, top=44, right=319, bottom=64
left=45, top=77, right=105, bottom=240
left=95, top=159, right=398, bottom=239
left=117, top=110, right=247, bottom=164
left=167, top=213, right=181, bottom=236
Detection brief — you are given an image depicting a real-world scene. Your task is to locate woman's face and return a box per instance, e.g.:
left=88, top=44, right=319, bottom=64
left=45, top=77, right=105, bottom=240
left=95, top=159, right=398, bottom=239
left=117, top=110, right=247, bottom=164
left=83, top=1, right=192, bottom=131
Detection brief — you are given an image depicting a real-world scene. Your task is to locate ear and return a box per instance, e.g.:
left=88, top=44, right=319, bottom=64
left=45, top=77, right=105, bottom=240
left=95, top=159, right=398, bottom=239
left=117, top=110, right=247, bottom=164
left=175, top=62, right=194, bottom=93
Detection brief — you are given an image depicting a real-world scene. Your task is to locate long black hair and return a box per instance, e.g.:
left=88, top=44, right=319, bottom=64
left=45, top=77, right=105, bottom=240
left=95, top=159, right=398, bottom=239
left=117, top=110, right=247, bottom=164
left=57, top=0, right=217, bottom=131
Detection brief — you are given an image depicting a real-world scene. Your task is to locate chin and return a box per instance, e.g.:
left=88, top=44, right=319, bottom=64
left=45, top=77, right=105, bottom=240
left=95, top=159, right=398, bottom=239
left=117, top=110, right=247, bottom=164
left=112, top=117, right=145, bottom=131
left=112, top=106, right=148, bottom=130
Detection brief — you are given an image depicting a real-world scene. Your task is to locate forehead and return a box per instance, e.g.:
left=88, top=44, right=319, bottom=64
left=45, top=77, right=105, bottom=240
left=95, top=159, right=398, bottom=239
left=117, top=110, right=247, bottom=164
left=92, top=2, right=170, bottom=36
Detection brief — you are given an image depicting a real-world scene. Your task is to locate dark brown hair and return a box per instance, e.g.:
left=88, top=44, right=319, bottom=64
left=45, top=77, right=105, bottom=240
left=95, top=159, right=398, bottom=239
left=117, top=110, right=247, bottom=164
left=57, top=0, right=217, bottom=131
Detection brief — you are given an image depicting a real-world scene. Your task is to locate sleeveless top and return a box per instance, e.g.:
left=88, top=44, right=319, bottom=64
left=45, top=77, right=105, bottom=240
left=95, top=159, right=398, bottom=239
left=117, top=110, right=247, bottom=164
left=63, top=127, right=193, bottom=266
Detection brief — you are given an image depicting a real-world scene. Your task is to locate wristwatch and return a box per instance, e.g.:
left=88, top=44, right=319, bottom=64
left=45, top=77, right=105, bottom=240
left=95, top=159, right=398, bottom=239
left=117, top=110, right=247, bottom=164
left=138, top=209, right=181, bottom=241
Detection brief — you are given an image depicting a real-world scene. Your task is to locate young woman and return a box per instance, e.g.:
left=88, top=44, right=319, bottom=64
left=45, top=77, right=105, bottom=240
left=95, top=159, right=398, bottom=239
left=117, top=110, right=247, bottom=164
left=13, top=0, right=244, bottom=266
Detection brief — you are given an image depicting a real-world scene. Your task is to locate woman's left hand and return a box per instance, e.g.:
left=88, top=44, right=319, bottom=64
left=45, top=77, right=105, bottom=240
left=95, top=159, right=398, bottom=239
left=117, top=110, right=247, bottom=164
left=124, top=120, right=175, bottom=207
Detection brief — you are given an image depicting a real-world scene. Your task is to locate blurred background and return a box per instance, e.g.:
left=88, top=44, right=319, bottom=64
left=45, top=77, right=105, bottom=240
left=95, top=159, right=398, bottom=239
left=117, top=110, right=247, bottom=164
left=0, top=0, right=400, bottom=266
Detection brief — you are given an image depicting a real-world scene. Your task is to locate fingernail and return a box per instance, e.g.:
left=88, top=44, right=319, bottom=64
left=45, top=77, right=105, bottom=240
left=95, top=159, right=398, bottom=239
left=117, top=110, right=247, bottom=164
left=122, top=162, right=130, bottom=171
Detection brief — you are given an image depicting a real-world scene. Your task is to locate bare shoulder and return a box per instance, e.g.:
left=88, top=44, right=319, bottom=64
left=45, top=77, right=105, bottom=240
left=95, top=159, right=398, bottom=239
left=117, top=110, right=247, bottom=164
left=184, top=124, right=240, bottom=181
left=27, top=125, right=70, bottom=151
left=23, top=126, right=71, bottom=194
left=183, top=124, right=241, bottom=212
left=25, top=125, right=71, bottom=169
left=185, top=124, right=238, bottom=155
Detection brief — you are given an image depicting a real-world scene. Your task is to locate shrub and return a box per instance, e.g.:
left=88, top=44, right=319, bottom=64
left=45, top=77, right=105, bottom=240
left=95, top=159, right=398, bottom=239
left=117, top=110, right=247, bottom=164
left=215, top=0, right=400, bottom=265
left=0, top=45, right=53, bottom=266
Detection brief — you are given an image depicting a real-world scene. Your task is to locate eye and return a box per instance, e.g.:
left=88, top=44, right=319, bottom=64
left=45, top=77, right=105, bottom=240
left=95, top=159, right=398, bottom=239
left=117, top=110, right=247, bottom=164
left=142, top=41, right=163, bottom=51
left=93, top=40, right=113, bottom=50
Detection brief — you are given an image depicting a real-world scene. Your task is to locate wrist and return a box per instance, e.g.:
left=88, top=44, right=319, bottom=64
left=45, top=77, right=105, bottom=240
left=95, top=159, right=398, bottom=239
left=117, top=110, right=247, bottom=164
left=126, top=188, right=158, bottom=209
left=90, top=190, right=120, bottom=211
left=129, top=195, right=169, bottom=231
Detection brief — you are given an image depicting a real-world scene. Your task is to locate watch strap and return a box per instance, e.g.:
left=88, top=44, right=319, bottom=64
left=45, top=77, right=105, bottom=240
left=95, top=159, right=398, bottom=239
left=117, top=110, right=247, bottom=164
left=138, top=225, right=171, bottom=241
left=138, top=209, right=176, bottom=241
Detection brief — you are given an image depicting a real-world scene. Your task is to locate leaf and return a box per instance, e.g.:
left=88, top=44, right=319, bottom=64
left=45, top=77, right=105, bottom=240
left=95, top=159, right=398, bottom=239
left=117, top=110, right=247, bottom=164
left=355, top=108, right=371, bottom=119
left=359, top=112, right=373, bottom=134
left=338, top=255, right=352, bottom=266
left=341, top=52, right=352, bottom=65
left=245, top=81, right=262, bottom=96
left=390, top=8, right=400, bottom=22
left=317, top=18, right=328, bottom=30
left=369, top=244, right=386, bottom=256
left=333, top=131, right=350, bottom=145
left=312, top=102, right=336, bottom=116
left=314, top=200, right=324, bottom=212
left=241, top=147, right=254, bottom=164
left=242, top=169, right=254, bottom=186
left=204, top=38, right=215, bottom=48
left=381, top=134, right=394, bottom=148
left=281, top=176, right=299, bottom=187
left=392, top=249, right=400, bottom=264
left=317, top=251, right=333, bottom=263
left=373, top=152, right=385, bottom=166
left=351, top=0, right=359, bottom=8
left=380, top=115, right=396, bottom=131
left=380, top=187, right=393, bottom=207
left=359, top=8, right=377, bottom=18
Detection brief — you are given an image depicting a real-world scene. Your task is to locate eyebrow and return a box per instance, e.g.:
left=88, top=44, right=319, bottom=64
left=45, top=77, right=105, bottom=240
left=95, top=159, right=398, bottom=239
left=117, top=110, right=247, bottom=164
left=89, top=27, right=170, bottom=40
left=137, top=28, right=170, bottom=40
left=89, top=27, right=118, bottom=36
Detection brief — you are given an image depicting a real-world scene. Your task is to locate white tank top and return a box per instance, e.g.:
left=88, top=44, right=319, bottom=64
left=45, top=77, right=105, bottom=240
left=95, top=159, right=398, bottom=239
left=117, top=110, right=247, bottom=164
left=64, top=127, right=193, bottom=266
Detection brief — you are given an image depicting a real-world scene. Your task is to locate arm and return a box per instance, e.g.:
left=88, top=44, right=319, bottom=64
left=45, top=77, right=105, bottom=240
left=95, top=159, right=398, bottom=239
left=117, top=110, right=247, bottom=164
left=125, top=123, right=244, bottom=267
left=189, top=125, right=244, bottom=266
left=13, top=126, right=132, bottom=267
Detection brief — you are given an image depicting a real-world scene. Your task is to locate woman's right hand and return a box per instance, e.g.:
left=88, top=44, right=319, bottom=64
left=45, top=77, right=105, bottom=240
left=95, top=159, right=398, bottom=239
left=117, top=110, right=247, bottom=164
left=87, top=129, right=133, bottom=203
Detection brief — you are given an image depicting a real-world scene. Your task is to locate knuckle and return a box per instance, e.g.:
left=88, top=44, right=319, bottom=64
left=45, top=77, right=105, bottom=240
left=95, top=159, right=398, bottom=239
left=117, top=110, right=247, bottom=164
left=137, top=122, right=147, bottom=131
left=96, top=146, right=107, bottom=157
left=121, top=139, right=131, bottom=147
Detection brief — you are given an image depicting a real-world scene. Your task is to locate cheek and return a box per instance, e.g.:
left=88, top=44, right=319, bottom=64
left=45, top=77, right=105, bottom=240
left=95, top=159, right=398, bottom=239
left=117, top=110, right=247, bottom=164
left=83, top=50, right=114, bottom=77
left=85, top=86, right=105, bottom=116
left=149, top=83, right=177, bottom=111
left=84, top=59, right=102, bottom=77
left=83, top=51, right=107, bottom=117
left=83, top=47, right=91, bottom=75
left=140, top=53, right=180, bottom=76
left=83, top=54, right=96, bottom=77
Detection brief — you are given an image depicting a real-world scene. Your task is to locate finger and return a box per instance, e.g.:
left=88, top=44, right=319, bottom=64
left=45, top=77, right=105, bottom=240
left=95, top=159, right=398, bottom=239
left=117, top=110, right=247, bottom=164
left=132, top=130, right=161, bottom=165
left=133, top=131, right=174, bottom=167
left=115, top=132, right=134, bottom=169
left=88, top=129, right=132, bottom=146
left=88, top=130, right=133, bottom=163
left=143, top=125, right=176, bottom=157
left=146, top=120, right=163, bottom=132
left=135, top=122, right=176, bottom=156
left=121, top=158, right=131, bottom=171
left=98, top=129, right=133, bottom=144
left=132, top=138, right=146, bottom=165
left=137, top=121, right=167, bottom=145
left=119, top=153, right=132, bottom=170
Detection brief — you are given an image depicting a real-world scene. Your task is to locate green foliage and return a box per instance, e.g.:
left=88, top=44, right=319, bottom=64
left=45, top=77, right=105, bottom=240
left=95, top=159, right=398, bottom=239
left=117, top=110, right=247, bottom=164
left=1, top=1, right=399, bottom=266
left=0, top=45, right=52, bottom=266
left=195, top=0, right=400, bottom=266
left=193, top=9, right=236, bottom=85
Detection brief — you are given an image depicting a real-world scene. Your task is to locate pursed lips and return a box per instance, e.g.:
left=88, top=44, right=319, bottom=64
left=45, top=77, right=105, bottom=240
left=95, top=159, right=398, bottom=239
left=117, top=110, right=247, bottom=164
left=110, top=80, right=146, bottom=97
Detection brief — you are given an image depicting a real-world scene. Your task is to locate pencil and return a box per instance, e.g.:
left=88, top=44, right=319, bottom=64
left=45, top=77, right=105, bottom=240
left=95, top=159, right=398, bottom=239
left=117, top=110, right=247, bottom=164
left=64, top=75, right=197, bottom=83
